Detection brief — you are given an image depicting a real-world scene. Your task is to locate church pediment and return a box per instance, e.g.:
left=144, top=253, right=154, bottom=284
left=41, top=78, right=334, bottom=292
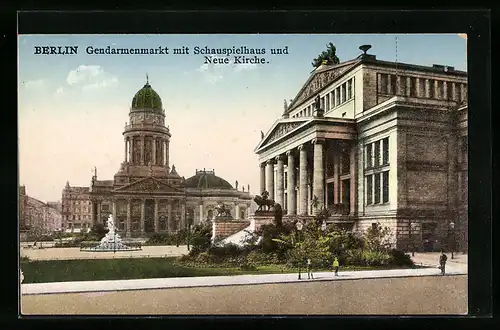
left=288, top=60, right=360, bottom=111
left=114, top=177, right=182, bottom=194
left=256, top=119, right=308, bottom=150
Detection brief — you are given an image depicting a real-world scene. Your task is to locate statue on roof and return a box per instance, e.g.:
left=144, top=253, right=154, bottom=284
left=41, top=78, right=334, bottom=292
left=247, top=184, right=250, bottom=192
left=235, top=180, right=239, bottom=190
left=260, top=131, right=264, bottom=139
left=284, top=99, right=288, bottom=112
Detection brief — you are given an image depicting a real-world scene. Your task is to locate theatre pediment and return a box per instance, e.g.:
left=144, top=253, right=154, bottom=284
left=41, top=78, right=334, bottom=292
left=259, top=120, right=307, bottom=149
left=114, top=177, right=182, bottom=193
left=288, top=61, right=359, bottom=111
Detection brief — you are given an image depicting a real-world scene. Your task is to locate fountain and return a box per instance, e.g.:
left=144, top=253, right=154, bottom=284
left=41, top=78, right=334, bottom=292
left=80, top=215, right=142, bottom=252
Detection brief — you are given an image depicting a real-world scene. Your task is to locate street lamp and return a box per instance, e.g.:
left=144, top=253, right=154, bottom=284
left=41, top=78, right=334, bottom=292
left=296, top=221, right=304, bottom=280
left=409, top=221, right=417, bottom=257
left=449, top=221, right=455, bottom=259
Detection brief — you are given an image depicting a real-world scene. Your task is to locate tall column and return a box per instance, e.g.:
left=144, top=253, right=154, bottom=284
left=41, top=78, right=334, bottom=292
left=112, top=200, right=117, bottom=227
left=259, top=163, right=266, bottom=194
left=461, top=84, right=467, bottom=102
left=275, top=155, right=285, bottom=207
left=406, top=77, right=411, bottom=96
left=199, top=203, right=204, bottom=224
left=165, top=140, right=170, bottom=168
left=349, top=143, right=357, bottom=215
left=130, top=138, right=134, bottom=163
left=126, top=199, right=131, bottom=238
left=415, top=78, right=421, bottom=98
left=298, top=144, right=308, bottom=215
left=167, top=203, right=172, bottom=232
left=124, top=138, right=128, bottom=162
left=396, top=76, right=402, bottom=95
left=152, top=137, right=157, bottom=165
left=443, top=81, right=448, bottom=100
left=154, top=199, right=159, bottom=233
left=140, top=199, right=145, bottom=234
left=286, top=150, right=296, bottom=215
left=333, top=147, right=339, bottom=204
left=97, top=201, right=101, bottom=224
left=434, top=80, right=439, bottom=100
left=181, top=203, right=186, bottom=229
left=235, top=204, right=240, bottom=220
left=312, top=138, right=325, bottom=214
left=451, top=82, right=457, bottom=101
left=265, top=159, right=275, bottom=200
left=140, top=135, right=145, bottom=165
left=425, top=79, right=431, bottom=98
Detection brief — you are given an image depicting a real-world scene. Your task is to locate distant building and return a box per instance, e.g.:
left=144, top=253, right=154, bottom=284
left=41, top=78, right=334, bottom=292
left=255, top=45, right=468, bottom=251
left=61, top=182, right=92, bottom=233
left=19, top=185, right=63, bottom=233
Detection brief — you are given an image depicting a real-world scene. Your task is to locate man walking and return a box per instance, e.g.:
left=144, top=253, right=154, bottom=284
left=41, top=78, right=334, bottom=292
left=333, top=256, right=340, bottom=277
left=439, top=251, right=448, bottom=275
left=306, top=257, right=314, bottom=279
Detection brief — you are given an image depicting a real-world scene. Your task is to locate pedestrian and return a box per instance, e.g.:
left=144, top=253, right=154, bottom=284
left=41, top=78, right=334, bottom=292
left=306, top=257, right=314, bottom=279
left=333, top=256, right=340, bottom=277
left=439, top=251, right=448, bottom=275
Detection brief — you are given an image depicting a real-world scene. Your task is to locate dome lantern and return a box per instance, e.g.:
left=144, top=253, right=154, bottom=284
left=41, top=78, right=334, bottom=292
left=131, top=76, right=163, bottom=113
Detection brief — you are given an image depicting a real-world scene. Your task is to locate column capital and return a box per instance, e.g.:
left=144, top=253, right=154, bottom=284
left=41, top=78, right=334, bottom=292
left=286, top=149, right=294, bottom=157
left=297, top=144, right=307, bottom=152
left=259, top=162, right=266, bottom=168
left=275, top=154, right=285, bottom=162
left=266, top=159, right=275, bottom=165
left=312, top=138, right=326, bottom=145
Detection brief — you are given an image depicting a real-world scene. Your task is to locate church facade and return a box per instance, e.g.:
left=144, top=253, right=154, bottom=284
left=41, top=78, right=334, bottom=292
left=88, top=80, right=252, bottom=237
left=255, top=46, right=468, bottom=251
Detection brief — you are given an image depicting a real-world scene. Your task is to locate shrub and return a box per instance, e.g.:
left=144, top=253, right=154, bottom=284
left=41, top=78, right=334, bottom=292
left=239, top=260, right=257, bottom=271
left=195, top=252, right=216, bottom=265
left=189, top=223, right=212, bottom=255
left=208, top=243, right=243, bottom=258
left=246, top=250, right=283, bottom=265
left=389, top=249, right=414, bottom=267
left=20, top=255, right=30, bottom=263
left=362, top=250, right=391, bottom=266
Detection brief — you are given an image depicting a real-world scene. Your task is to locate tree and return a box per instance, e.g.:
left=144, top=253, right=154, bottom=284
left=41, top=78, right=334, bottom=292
left=364, top=222, right=393, bottom=252
left=89, top=223, right=108, bottom=240
left=189, top=222, right=213, bottom=255
left=311, top=42, right=340, bottom=68
left=273, top=203, right=283, bottom=228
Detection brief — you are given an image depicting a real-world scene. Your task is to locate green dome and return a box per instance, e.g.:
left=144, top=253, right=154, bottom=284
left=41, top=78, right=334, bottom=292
left=131, top=82, right=163, bottom=112
left=185, top=170, right=233, bottom=189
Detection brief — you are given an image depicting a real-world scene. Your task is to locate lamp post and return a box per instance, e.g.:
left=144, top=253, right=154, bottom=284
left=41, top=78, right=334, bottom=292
left=187, top=223, right=192, bottom=251
left=409, top=221, right=417, bottom=257
left=296, top=221, right=304, bottom=280
left=449, top=221, right=455, bottom=259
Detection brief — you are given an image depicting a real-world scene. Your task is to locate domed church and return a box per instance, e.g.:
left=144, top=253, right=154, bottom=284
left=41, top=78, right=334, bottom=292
left=89, top=78, right=252, bottom=237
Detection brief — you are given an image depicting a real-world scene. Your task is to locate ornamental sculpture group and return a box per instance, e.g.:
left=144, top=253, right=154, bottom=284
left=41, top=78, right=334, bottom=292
left=253, top=190, right=276, bottom=212
left=215, top=203, right=233, bottom=219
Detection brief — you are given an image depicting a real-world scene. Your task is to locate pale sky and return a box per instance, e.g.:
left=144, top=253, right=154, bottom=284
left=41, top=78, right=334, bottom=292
left=18, top=34, right=467, bottom=202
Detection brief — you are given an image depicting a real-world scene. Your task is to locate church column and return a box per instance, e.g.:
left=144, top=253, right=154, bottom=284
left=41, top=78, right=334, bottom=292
left=259, top=163, right=266, bottom=194
left=265, top=159, right=275, bottom=200
left=112, top=199, right=117, bottom=227
left=140, top=199, right=145, bottom=235
left=167, top=202, right=172, bottom=233
left=126, top=199, right=131, bottom=238
left=124, top=138, right=128, bottom=162
left=181, top=202, right=186, bottom=229
left=152, top=137, right=157, bottom=165
left=140, top=135, right=145, bottom=165
left=312, top=138, right=325, bottom=215
left=275, top=155, right=285, bottom=207
left=154, top=199, right=159, bottom=233
left=130, top=138, right=134, bottom=163
left=298, top=144, right=308, bottom=216
left=287, top=150, right=296, bottom=215
left=97, top=201, right=102, bottom=224
left=349, top=142, right=357, bottom=215
left=199, top=203, right=204, bottom=224
left=235, top=204, right=240, bottom=220
left=333, top=146, right=339, bottom=204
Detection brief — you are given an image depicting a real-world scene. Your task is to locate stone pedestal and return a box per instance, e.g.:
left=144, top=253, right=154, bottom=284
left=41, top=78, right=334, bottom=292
left=212, top=218, right=250, bottom=241
left=249, top=214, right=275, bottom=232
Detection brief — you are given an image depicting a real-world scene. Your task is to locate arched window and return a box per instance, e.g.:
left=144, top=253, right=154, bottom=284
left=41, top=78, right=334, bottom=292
left=240, top=209, right=245, bottom=219
left=207, top=210, right=214, bottom=220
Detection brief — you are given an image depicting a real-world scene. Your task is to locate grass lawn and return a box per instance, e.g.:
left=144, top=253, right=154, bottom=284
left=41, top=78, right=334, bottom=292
left=20, top=258, right=421, bottom=283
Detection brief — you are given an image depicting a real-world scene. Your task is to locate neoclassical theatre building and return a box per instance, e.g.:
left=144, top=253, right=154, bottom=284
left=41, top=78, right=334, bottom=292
left=88, top=79, right=252, bottom=237
left=255, top=46, right=468, bottom=251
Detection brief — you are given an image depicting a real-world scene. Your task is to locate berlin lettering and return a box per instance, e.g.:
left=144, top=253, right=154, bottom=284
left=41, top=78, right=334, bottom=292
left=33, top=46, right=79, bottom=55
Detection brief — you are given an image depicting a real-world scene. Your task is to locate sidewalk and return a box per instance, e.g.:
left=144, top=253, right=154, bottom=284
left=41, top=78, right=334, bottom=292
left=21, top=265, right=467, bottom=296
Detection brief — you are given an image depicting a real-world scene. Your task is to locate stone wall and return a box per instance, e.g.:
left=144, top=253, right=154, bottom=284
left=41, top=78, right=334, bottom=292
left=212, top=220, right=250, bottom=240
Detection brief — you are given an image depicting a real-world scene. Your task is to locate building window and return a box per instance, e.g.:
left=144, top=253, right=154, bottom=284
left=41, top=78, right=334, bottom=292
left=382, top=171, right=389, bottom=203
left=366, top=175, right=373, bottom=205
left=390, top=75, right=397, bottom=95
left=382, top=137, right=389, bottom=165
left=347, top=79, right=353, bottom=99
left=456, top=83, right=462, bottom=102
left=366, top=144, right=373, bottom=169
left=461, top=135, right=468, bottom=163
left=380, top=74, right=388, bottom=94
left=399, top=76, right=407, bottom=96
left=325, top=94, right=330, bottom=109
left=284, top=171, right=288, bottom=189
left=374, top=174, right=381, bottom=204
left=336, top=87, right=340, bottom=105
left=437, top=80, right=444, bottom=99
left=429, top=79, right=435, bottom=98
left=410, top=77, right=417, bottom=97
left=329, top=91, right=334, bottom=108
left=341, top=83, right=347, bottom=103
left=374, top=140, right=380, bottom=167
left=341, top=148, right=350, bottom=174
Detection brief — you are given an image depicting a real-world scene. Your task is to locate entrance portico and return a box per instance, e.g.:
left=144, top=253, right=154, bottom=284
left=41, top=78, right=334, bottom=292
left=255, top=117, right=357, bottom=218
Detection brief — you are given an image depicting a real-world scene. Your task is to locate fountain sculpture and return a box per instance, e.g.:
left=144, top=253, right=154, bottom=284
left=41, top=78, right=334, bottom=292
left=80, top=215, right=142, bottom=252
